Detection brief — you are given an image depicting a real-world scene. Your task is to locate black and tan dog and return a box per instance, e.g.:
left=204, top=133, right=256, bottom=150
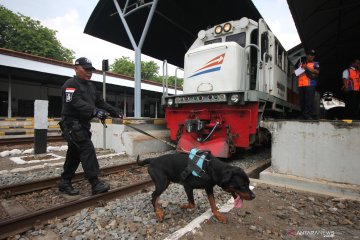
left=136, top=152, right=255, bottom=223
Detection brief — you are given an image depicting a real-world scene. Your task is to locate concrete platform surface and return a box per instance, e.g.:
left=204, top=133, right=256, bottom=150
left=260, top=167, right=360, bottom=201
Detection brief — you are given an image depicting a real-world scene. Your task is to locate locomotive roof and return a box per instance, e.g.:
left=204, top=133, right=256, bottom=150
left=84, top=0, right=262, bottom=68
left=287, top=0, right=360, bottom=94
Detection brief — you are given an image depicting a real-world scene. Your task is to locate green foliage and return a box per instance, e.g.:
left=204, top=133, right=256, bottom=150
left=0, top=5, right=74, bottom=62
left=110, top=56, right=135, bottom=77
left=141, top=60, right=159, bottom=80
left=110, top=55, right=183, bottom=88
left=167, top=76, right=183, bottom=88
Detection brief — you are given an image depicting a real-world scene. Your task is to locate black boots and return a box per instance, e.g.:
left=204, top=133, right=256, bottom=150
left=59, top=178, right=109, bottom=195
left=89, top=178, right=110, bottom=195
left=58, top=178, right=80, bottom=195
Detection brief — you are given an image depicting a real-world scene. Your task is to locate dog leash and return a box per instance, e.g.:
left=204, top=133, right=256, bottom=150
left=123, top=123, right=212, bottom=161
left=124, top=123, right=178, bottom=149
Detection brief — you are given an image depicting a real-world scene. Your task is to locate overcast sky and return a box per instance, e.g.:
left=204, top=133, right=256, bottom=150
left=0, top=0, right=300, bottom=70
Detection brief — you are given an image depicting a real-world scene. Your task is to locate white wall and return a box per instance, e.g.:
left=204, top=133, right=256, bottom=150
left=262, top=120, right=360, bottom=185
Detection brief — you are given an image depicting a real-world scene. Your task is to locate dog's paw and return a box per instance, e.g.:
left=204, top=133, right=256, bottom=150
left=155, top=208, right=164, bottom=222
left=214, top=213, right=227, bottom=224
left=180, top=203, right=195, bottom=209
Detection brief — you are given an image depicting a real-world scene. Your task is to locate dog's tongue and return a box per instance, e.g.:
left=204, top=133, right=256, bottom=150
left=234, top=194, right=243, bottom=208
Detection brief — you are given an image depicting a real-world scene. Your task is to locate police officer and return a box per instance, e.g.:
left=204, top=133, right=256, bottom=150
left=298, top=49, right=320, bottom=120
left=59, top=57, right=123, bottom=195
left=342, top=58, right=360, bottom=119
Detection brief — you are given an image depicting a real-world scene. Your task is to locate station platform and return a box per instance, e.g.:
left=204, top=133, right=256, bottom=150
left=260, top=119, right=360, bottom=201
left=0, top=118, right=61, bottom=137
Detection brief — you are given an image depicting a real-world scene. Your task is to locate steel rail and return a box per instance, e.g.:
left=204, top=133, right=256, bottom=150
left=0, top=180, right=153, bottom=239
left=0, top=162, right=140, bottom=197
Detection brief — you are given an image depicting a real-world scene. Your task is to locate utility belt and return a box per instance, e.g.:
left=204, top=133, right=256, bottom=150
left=59, top=118, right=90, bottom=146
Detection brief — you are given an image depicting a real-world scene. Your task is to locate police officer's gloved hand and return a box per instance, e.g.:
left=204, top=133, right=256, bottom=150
left=94, top=109, right=108, bottom=121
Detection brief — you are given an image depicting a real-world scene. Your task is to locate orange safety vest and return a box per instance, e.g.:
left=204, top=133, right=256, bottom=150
left=344, top=68, right=360, bottom=91
left=298, top=62, right=318, bottom=87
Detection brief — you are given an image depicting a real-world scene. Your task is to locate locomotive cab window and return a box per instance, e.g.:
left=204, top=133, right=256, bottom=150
left=276, top=41, right=285, bottom=71
left=260, top=32, right=269, bottom=61
left=205, top=38, right=222, bottom=45
left=225, top=32, right=246, bottom=47
left=249, top=29, right=258, bottom=90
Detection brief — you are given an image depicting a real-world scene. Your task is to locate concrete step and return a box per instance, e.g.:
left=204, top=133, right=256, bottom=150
left=91, top=119, right=172, bottom=156
left=122, top=129, right=173, bottom=156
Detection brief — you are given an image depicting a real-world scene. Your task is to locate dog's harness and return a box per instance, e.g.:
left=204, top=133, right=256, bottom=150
left=180, top=148, right=211, bottom=181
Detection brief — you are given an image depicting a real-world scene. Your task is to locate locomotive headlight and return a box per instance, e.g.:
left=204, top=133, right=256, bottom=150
left=230, top=94, right=239, bottom=103
left=167, top=98, right=174, bottom=106
left=223, top=23, right=232, bottom=32
left=214, top=25, right=223, bottom=34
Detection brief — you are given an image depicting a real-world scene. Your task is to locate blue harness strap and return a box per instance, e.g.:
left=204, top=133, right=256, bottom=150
left=188, top=148, right=206, bottom=177
left=180, top=148, right=211, bottom=181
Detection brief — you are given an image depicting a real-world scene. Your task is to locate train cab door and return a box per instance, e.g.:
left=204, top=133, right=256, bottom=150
left=258, top=19, right=271, bottom=93
left=249, top=29, right=258, bottom=90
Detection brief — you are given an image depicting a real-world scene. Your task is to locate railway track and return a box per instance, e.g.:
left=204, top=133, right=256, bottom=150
left=0, top=180, right=153, bottom=239
left=0, top=161, right=153, bottom=239
left=0, top=162, right=140, bottom=197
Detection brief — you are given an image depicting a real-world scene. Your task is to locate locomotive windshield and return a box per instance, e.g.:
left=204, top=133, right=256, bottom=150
left=204, top=38, right=222, bottom=45
left=225, top=32, right=246, bottom=47
left=204, top=32, right=246, bottom=47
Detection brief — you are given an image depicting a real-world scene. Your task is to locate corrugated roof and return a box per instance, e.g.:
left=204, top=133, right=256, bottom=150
left=84, top=0, right=262, bottom=68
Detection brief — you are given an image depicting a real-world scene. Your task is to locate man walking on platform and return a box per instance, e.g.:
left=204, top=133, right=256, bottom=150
left=58, top=57, right=123, bottom=195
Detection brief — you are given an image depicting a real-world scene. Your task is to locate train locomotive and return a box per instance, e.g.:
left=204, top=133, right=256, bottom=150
left=162, top=17, right=299, bottom=158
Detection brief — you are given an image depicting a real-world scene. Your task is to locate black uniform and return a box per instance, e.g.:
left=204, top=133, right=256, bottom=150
left=60, top=76, right=120, bottom=181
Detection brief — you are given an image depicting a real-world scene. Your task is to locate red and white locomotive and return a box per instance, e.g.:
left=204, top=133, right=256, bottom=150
left=163, top=17, right=299, bottom=158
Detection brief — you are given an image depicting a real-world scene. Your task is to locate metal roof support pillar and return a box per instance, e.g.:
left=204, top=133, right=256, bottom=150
left=113, top=0, right=159, bottom=118
left=134, top=47, right=141, bottom=117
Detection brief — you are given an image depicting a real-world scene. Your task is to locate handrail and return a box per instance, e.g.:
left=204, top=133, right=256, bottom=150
left=175, top=67, right=184, bottom=95
left=262, top=52, right=272, bottom=92
left=245, top=44, right=262, bottom=91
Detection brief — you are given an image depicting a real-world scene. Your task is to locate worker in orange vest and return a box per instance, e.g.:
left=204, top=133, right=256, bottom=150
left=342, top=58, right=360, bottom=119
left=298, top=49, right=320, bottom=120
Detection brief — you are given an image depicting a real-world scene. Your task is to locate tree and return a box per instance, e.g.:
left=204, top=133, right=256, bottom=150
left=110, top=56, right=135, bottom=77
left=111, top=57, right=159, bottom=81
left=110, top=56, right=184, bottom=87
left=141, top=60, right=159, bottom=80
left=0, top=5, right=74, bottom=62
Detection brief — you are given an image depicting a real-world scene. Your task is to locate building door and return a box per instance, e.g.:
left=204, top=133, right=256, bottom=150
left=0, top=91, right=8, bottom=117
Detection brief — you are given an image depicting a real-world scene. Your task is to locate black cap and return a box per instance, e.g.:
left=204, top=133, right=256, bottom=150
left=74, top=57, right=96, bottom=70
left=306, top=49, right=316, bottom=56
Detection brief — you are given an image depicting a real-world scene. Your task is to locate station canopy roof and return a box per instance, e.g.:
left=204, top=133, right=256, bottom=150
left=287, top=0, right=360, bottom=94
left=84, top=0, right=262, bottom=68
